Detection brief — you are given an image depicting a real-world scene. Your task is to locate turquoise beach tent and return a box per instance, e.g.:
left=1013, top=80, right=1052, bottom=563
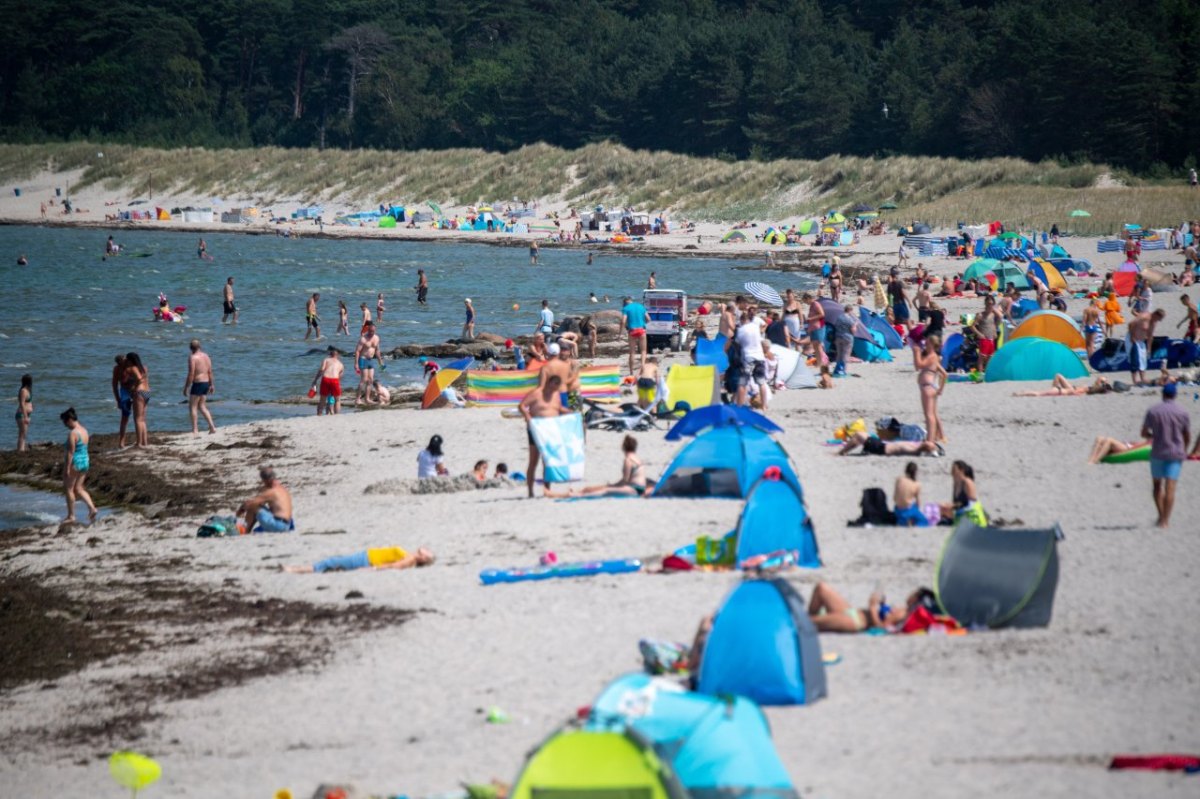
left=984, top=337, right=1088, bottom=382
left=697, top=579, right=827, bottom=706
left=587, top=673, right=799, bottom=799
left=796, top=219, right=820, bottom=235
left=733, top=476, right=820, bottom=567
left=858, top=307, right=903, bottom=349
left=654, top=426, right=800, bottom=499
left=852, top=329, right=894, bottom=362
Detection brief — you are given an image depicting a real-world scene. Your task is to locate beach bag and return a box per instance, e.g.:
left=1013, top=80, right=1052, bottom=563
left=695, top=532, right=736, bottom=566
left=197, top=514, right=240, bottom=537
left=849, top=488, right=895, bottom=526
left=962, top=502, right=989, bottom=527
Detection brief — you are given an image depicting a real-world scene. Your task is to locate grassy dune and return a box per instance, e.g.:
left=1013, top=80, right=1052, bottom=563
left=0, top=141, right=1189, bottom=230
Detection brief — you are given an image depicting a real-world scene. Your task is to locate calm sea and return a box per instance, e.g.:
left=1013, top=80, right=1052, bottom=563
left=0, top=225, right=811, bottom=447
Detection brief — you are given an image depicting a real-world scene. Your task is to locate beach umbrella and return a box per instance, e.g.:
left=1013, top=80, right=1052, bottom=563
left=665, top=404, right=783, bottom=441
left=422, top=368, right=463, bottom=409
left=1069, top=209, right=1090, bottom=217
left=427, top=200, right=444, bottom=217
left=109, top=751, right=162, bottom=796
left=744, top=281, right=783, bottom=307
left=817, top=298, right=873, bottom=341
left=879, top=202, right=898, bottom=210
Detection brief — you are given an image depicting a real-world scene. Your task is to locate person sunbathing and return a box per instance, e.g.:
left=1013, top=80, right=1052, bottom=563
left=283, top=546, right=435, bottom=573
left=838, top=429, right=937, bottom=456
left=1013, top=374, right=1113, bottom=397
left=808, top=581, right=927, bottom=633
left=544, top=434, right=649, bottom=497
left=1088, top=436, right=1150, bottom=464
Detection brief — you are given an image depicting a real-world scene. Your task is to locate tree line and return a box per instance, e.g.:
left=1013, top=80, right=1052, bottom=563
left=2, top=0, right=1197, bottom=171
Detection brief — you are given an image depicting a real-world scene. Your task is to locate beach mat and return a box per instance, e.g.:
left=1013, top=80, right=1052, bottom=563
left=466, top=364, right=621, bottom=406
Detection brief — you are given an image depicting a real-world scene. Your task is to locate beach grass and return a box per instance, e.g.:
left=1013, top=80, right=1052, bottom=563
left=0, top=141, right=1189, bottom=229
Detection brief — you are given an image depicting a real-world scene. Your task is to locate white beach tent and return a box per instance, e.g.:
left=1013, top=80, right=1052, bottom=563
left=770, top=345, right=817, bottom=389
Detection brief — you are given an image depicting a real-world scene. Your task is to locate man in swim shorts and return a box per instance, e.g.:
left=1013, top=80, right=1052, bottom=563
left=182, top=339, right=216, bottom=436
left=222, top=277, right=238, bottom=324
left=236, top=466, right=294, bottom=533
left=415, top=269, right=428, bottom=305
left=305, top=293, right=321, bottom=340
left=312, top=346, right=345, bottom=416
left=519, top=373, right=567, bottom=499
left=111, top=354, right=132, bottom=449
left=636, top=356, right=659, bottom=409
left=1126, top=309, right=1164, bottom=386
left=621, top=295, right=649, bottom=375
left=354, top=320, right=383, bottom=405
left=1141, top=382, right=1190, bottom=528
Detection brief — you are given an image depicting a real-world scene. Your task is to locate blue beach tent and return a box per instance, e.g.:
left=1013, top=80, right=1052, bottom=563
left=698, top=579, right=827, bottom=706
left=852, top=329, right=894, bottom=363
left=984, top=336, right=1088, bottom=382
left=654, top=426, right=800, bottom=499
left=734, top=476, right=819, bottom=567
left=858, top=307, right=903, bottom=349
left=587, top=673, right=799, bottom=799
left=694, top=334, right=730, bottom=374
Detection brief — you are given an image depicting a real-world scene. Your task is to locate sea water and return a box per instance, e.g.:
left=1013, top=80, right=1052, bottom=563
left=0, top=225, right=810, bottom=445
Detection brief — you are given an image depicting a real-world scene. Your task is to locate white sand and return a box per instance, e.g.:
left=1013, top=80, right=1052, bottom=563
left=2, top=177, right=1199, bottom=798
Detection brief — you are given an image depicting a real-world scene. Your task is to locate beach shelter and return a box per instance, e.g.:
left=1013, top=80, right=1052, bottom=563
left=984, top=337, right=1088, bottom=382
left=586, top=674, right=799, bottom=799
left=722, top=230, right=748, bottom=243
left=852, top=330, right=894, bottom=363
left=941, top=332, right=965, bottom=371
left=664, top=364, right=718, bottom=413
left=1026, top=259, right=1067, bottom=292
left=378, top=215, right=397, bottom=228
left=694, top=336, right=730, bottom=374
left=510, top=728, right=685, bottom=799
left=858, top=307, right=903, bottom=349
left=796, top=219, right=820, bottom=235
left=1144, top=267, right=1180, bottom=292
left=1008, top=310, right=1084, bottom=350
left=654, top=426, right=800, bottom=499
left=732, top=475, right=819, bottom=567
left=817, top=299, right=873, bottom=342
left=1112, top=272, right=1138, bottom=297
left=963, top=259, right=1002, bottom=283
left=769, top=345, right=817, bottom=389
left=936, top=519, right=1060, bottom=629
left=697, top=579, right=827, bottom=706
left=762, top=228, right=786, bottom=245
left=1046, top=258, right=1092, bottom=275
left=826, top=212, right=846, bottom=225
left=421, top=368, right=463, bottom=409
left=155, top=207, right=170, bottom=220
left=665, top=405, right=782, bottom=441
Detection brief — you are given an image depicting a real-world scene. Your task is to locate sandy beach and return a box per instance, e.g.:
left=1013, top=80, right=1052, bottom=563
left=2, top=178, right=1200, bottom=798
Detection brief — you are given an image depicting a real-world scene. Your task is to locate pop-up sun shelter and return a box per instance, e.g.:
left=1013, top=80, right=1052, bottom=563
left=654, top=426, right=799, bottom=499
left=697, top=579, right=827, bottom=705
left=858, top=307, right=903, bottom=349
left=984, top=337, right=1088, bottom=382
left=733, top=475, right=819, bottom=567
left=1026, top=259, right=1067, bottom=292
left=693, top=336, right=729, bottom=374
left=663, top=365, right=718, bottom=413
left=1008, top=310, right=1085, bottom=350
left=510, top=727, right=685, bottom=799
left=936, top=519, right=1061, bottom=629
left=768, top=344, right=817, bottom=388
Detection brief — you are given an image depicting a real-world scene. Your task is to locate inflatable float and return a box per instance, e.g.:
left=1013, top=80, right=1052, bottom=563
left=480, top=557, right=641, bottom=585
left=153, top=305, right=187, bottom=323
left=1101, top=445, right=1151, bottom=464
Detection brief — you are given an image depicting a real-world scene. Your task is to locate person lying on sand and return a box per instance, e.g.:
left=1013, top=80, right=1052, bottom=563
left=838, top=429, right=937, bottom=457
left=1013, top=374, right=1113, bottom=397
left=283, top=547, right=435, bottom=573
left=236, top=466, right=293, bottom=533
left=544, top=435, right=649, bottom=498
left=1088, top=436, right=1151, bottom=464
left=807, top=582, right=935, bottom=633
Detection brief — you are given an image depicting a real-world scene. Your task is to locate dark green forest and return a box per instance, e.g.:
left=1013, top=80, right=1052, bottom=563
left=2, top=0, right=1197, bottom=171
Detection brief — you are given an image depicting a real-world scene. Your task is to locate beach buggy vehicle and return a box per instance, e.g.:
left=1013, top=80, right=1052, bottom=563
left=643, top=289, right=690, bottom=352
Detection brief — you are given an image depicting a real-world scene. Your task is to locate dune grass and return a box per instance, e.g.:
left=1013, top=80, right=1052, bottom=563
left=0, top=141, right=1189, bottom=229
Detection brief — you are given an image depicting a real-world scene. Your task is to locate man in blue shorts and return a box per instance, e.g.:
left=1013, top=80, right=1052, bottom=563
left=1141, top=382, right=1190, bottom=528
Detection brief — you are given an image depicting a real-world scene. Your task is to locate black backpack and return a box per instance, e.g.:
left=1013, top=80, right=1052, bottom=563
left=848, top=487, right=895, bottom=526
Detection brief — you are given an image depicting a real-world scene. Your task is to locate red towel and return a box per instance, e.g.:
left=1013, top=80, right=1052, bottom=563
left=1109, top=754, right=1200, bottom=772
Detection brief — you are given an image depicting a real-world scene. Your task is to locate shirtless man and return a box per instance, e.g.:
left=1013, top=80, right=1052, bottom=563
left=236, top=466, right=293, bottom=533
left=305, top=293, right=321, bottom=340
left=636, top=356, right=659, bottom=409
left=354, top=320, right=383, bottom=404
left=1127, top=309, right=1165, bottom=386
left=359, top=303, right=372, bottom=333
left=311, top=346, right=345, bottom=415
left=915, top=280, right=933, bottom=324
left=222, top=277, right=238, bottom=324
left=971, top=295, right=1003, bottom=371
left=1081, top=300, right=1103, bottom=356
left=183, top=339, right=216, bottom=435
left=415, top=269, right=428, bottom=305
left=539, top=344, right=582, bottom=412
left=1177, top=294, right=1199, bottom=343
left=519, top=373, right=568, bottom=498
left=528, top=332, right=550, bottom=362
left=718, top=302, right=737, bottom=339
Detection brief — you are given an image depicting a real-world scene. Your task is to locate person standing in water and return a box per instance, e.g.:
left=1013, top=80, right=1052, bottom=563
left=111, top=356, right=131, bottom=448
left=305, top=293, right=321, bottom=340
left=337, top=300, right=350, bottom=335
left=647, top=271, right=657, bottom=289
left=15, top=374, right=32, bottom=452
left=376, top=292, right=386, bottom=322
left=462, top=298, right=476, bottom=341
left=124, top=352, right=151, bottom=448
left=60, top=407, right=97, bottom=524
left=222, top=277, right=238, bottom=324
left=530, top=240, right=540, bottom=266
left=183, top=339, right=217, bottom=436
left=354, top=321, right=383, bottom=405
left=415, top=270, right=428, bottom=305
left=198, top=238, right=209, bottom=259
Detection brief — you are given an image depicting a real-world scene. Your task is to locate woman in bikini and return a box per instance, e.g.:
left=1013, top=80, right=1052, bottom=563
left=1013, top=375, right=1112, bottom=397
left=912, top=332, right=946, bottom=444
left=125, top=352, right=151, bottom=448
left=828, top=263, right=843, bottom=302
left=60, top=407, right=97, bottom=524
left=782, top=289, right=803, bottom=349
left=1088, top=436, right=1150, bottom=464
left=337, top=301, right=350, bottom=336
left=15, top=373, right=32, bottom=452
left=803, top=292, right=826, bottom=366
left=807, top=582, right=926, bottom=633
left=940, top=460, right=986, bottom=524
left=545, top=434, right=648, bottom=497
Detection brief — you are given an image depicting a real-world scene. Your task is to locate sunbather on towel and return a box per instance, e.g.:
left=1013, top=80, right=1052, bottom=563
left=544, top=434, right=651, bottom=497
left=1013, top=374, right=1112, bottom=396
left=283, top=546, right=435, bottom=573
left=838, top=429, right=937, bottom=457
left=808, top=581, right=935, bottom=633
left=1088, top=436, right=1150, bottom=464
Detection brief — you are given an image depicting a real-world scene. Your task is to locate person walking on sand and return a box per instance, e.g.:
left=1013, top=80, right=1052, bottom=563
left=305, top=293, right=321, bottom=340
left=376, top=292, right=386, bottom=322
left=1142, top=382, right=1190, bottom=528
left=337, top=300, right=350, bottom=335
left=913, top=332, right=947, bottom=445
left=803, top=292, right=827, bottom=366
left=60, top=408, right=97, bottom=524
left=236, top=465, right=293, bottom=533
left=462, top=298, right=476, bottom=341
left=519, top=373, right=568, bottom=498
left=183, top=339, right=217, bottom=436
left=124, top=352, right=151, bottom=448
left=354, top=320, right=383, bottom=405
left=415, top=269, right=428, bottom=305
left=1127, top=309, right=1165, bottom=386
left=222, top=277, right=238, bottom=324
left=14, top=373, right=32, bottom=452
left=621, top=295, right=649, bottom=375
left=311, top=346, right=345, bottom=416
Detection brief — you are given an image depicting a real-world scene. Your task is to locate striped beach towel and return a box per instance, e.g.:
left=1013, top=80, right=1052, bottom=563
left=466, top=364, right=622, bottom=406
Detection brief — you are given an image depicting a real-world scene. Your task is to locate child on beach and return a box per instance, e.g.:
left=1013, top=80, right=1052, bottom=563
left=636, top=357, right=659, bottom=409
left=60, top=407, right=97, bottom=524
left=418, top=435, right=450, bottom=478
left=284, top=547, right=435, bottom=573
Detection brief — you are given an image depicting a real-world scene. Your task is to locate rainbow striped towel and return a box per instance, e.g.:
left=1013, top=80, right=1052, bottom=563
left=466, top=364, right=622, bottom=406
